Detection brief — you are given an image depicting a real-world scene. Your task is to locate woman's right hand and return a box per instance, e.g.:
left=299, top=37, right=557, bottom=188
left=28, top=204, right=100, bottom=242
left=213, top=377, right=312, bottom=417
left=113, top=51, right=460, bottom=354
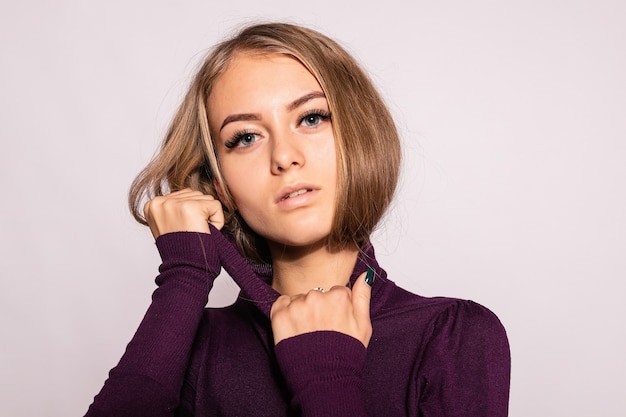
left=143, top=188, right=225, bottom=239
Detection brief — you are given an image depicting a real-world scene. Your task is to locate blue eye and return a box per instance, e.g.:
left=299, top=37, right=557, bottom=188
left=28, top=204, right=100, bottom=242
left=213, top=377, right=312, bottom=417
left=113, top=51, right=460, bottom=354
left=299, top=110, right=331, bottom=128
left=225, top=131, right=260, bottom=149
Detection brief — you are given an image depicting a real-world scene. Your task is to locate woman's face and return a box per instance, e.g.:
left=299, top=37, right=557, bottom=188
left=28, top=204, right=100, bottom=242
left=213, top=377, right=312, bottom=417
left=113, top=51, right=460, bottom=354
left=208, top=53, right=337, bottom=249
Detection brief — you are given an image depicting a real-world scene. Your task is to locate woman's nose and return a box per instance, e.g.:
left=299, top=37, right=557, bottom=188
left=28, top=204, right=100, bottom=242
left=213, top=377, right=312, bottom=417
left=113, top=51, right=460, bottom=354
left=270, top=131, right=305, bottom=174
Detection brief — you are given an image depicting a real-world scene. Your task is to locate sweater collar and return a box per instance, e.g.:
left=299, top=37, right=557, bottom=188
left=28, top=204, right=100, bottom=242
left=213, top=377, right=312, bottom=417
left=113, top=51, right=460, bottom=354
left=213, top=227, right=389, bottom=319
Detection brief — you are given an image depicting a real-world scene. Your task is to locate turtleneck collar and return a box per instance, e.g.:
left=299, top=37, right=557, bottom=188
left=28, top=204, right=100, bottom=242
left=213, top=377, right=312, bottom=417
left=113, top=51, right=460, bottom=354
left=211, top=225, right=390, bottom=319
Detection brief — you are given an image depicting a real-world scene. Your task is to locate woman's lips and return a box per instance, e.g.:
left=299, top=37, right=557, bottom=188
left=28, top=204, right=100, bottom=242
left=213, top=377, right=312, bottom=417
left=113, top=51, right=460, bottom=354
left=281, top=188, right=312, bottom=201
left=275, top=184, right=319, bottom=208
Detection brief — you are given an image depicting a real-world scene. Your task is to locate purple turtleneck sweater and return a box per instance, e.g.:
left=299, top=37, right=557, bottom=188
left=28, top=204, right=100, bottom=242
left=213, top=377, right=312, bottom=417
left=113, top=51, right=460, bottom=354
left=85, top=230, right=510, bottom=416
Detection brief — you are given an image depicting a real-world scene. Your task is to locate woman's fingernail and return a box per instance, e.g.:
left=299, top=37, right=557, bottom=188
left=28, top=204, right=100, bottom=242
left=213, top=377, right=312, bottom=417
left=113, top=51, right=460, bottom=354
left=365, top=267, right=375, bottom=286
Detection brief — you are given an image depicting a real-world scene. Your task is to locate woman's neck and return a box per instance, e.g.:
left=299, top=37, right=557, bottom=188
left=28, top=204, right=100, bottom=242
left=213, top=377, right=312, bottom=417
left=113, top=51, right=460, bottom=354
left=269, top=241, right=359, bottom=296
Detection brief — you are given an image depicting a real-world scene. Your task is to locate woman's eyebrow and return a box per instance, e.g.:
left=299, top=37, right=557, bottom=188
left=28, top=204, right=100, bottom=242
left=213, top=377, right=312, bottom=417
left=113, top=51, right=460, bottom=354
left=287, top=91, right=326, bottom=111
left=219, top=113, right=260, bottom=132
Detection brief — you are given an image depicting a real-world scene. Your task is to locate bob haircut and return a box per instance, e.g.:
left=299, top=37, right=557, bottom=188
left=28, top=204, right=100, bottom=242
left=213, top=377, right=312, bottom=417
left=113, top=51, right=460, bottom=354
left=129, top=22, right=402, bottom=263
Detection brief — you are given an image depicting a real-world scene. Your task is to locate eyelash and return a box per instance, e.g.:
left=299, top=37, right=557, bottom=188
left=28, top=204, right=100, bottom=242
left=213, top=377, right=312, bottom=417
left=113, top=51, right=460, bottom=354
left=223, top=109, right=332, bottom=149
left=298, top=109, right=332, bottom=127
left=224, top=129, right=259, bottom=149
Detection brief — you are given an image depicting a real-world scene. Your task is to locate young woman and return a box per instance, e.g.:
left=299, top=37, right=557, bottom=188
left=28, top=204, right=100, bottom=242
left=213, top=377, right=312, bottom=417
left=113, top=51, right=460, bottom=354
left=85, top=22, right=510, bottom=416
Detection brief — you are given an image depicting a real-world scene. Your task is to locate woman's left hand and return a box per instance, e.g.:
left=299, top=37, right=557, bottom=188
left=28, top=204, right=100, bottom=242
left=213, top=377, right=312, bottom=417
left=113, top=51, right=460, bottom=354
left=270, top=272, right=373, bottom=347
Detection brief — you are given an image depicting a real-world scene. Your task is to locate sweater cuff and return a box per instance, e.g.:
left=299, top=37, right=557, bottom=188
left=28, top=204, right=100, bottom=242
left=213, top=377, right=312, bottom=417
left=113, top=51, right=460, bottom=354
left=275, top=331, right=368, bottom=416
left=155, top=232, right=221, bottom=274
left=154, top=232, right=222, bottom=292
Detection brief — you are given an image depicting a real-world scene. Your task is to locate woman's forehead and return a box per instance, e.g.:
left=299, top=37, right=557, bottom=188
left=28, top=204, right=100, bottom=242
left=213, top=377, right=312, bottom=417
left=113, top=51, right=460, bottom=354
left=208, top=53, right=325, bottom=123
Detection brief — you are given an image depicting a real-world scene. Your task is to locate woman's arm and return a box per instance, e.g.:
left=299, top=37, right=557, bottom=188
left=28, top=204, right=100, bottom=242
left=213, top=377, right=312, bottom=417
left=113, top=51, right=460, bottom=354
left=85, top=190, right=225, bottom=416
left=84, top=232, right=221, bottom=417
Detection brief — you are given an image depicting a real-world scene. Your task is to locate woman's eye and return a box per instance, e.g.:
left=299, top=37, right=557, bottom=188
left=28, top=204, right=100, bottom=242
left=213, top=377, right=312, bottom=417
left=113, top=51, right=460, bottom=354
left=299, top=110, right=331, bottom=128
left=225, top=131, right=260, bottom=149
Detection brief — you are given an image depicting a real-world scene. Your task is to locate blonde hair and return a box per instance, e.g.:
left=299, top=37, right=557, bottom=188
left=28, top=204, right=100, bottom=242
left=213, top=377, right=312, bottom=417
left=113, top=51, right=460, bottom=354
left=129, top=22, right=401, bottom=262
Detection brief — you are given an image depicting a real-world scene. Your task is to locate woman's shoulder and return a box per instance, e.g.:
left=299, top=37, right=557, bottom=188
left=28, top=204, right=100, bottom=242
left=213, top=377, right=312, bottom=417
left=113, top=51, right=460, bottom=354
left=370, top=281, right=510, bottom=411
left=375, top=280, right=508, bottom=346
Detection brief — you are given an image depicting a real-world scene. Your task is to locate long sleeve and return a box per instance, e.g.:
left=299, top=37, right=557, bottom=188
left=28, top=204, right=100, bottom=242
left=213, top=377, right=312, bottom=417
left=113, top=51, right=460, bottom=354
left=85, top=232, right=221, bottom=417
left=417, top=300, right=511, bottom=417
left=274, top=331, right=368, bottom=417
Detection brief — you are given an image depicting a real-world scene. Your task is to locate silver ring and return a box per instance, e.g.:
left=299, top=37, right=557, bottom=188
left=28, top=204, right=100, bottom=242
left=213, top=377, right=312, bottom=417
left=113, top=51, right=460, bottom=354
left=312, top=287, right=325, bottom=293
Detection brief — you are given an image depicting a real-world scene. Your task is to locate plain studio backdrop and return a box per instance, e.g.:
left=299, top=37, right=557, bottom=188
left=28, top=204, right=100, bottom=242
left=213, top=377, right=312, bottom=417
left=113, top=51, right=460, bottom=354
left=1, top=1, right=624, bottom=416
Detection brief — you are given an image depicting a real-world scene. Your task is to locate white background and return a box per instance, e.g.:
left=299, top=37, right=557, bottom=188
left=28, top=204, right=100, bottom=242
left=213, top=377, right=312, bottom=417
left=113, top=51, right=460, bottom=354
left=1, top=1, right=625, bottom=416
